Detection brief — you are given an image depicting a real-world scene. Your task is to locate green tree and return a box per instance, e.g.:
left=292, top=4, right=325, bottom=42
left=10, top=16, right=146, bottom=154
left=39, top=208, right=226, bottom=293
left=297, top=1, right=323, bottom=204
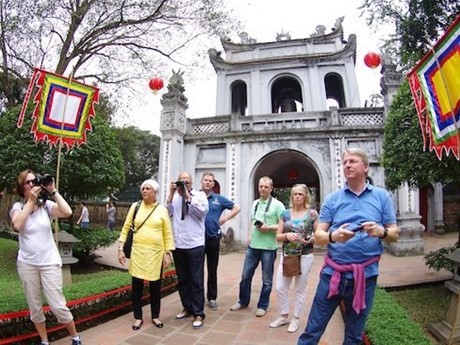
left=382, top=81, right=460, bottom=190
left=360, top=0, right=460, bottom=66
left=0, top=105, right=124, bottom=201
left=359, top=0, right=460, bottom=187
left=113, top=126, right=160, bottom=187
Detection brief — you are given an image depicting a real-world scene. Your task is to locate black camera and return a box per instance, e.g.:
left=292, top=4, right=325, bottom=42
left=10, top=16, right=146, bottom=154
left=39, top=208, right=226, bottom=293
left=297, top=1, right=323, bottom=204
left=254, top=220, right=262, bottom=228
left=32, top=174, right=54, bottom=187
left=175, top=180, right=185, bottom=189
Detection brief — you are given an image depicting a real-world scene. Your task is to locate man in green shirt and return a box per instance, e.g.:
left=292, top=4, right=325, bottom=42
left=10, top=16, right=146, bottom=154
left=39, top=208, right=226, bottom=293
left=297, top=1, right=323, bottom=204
left=230, top=176, right=285, bottom=317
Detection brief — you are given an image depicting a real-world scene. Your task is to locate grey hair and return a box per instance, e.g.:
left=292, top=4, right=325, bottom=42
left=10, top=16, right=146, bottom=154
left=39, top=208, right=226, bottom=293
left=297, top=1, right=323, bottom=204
left=342, top=147, right=369, bottom=166
left=140, top=179, right=160, bottom=193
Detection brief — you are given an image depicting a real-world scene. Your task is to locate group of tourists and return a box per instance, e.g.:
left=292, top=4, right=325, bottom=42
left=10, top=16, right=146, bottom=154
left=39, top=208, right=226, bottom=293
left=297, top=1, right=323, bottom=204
left=10, top=147, right=400, bottom=345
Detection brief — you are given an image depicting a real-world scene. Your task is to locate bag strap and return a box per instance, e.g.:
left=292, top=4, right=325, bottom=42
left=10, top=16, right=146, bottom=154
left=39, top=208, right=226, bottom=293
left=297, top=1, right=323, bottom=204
left=132, top=202, right=158, bottom=232
left=131, top=201, right=141, bottom=231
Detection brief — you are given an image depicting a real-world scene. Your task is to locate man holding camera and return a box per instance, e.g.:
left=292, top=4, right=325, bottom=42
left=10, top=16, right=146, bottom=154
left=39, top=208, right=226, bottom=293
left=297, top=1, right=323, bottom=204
left=167, top=172, right=209, bottom=329
left=201, top=172, right=240, bottom=310
left=230, top=176, right=285, bottom=317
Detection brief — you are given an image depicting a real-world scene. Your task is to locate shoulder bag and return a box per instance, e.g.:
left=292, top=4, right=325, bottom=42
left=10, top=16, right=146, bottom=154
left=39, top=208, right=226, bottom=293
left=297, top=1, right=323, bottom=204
left=283, top=254, right=302, bottom=277
left=282, top=209, right=302, bottom=277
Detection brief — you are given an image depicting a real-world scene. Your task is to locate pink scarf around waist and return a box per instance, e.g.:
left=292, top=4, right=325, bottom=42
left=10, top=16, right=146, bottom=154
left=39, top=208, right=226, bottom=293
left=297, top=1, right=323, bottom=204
left=322, top=254, right=381, bottom=314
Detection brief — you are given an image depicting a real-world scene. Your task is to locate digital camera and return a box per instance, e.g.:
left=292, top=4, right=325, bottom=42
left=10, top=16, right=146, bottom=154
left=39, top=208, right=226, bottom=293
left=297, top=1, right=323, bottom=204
left=254, top=220, right=262, bottom=228
left=32, top=174, right=54, bottom=187
left=175, top=180, right=186, bottom=189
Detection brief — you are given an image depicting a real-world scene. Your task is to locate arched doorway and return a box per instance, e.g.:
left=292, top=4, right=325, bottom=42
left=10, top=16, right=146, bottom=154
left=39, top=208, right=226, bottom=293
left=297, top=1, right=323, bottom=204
left=252, top=149, right=320, bottom=209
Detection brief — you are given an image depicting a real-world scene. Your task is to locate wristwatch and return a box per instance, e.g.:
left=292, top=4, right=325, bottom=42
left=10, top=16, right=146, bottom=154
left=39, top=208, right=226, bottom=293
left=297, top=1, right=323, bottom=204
left=379, top=228, right=388, bottom=240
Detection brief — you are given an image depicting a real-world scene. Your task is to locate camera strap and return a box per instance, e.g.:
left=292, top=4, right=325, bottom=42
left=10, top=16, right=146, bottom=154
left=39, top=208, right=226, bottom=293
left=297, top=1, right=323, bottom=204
left=253, top=196, right=272, bottom=219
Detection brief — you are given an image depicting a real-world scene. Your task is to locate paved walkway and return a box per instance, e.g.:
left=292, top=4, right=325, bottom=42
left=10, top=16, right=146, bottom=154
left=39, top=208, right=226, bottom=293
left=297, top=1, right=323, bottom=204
left=54, top=231, right=456, bottom=345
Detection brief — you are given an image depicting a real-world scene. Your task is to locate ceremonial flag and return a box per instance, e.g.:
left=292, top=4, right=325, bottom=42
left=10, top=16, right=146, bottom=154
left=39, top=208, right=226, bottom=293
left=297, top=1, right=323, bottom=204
left=18, top=68, right=99, bottom=148
left=407, top=14, right=460, bottom=160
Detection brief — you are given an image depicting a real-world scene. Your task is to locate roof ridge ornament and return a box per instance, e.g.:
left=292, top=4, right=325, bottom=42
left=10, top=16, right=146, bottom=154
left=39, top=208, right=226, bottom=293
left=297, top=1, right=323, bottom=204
left=238, top=32, right=257, bottom=44
left=276, top=30, right=292, bottom=41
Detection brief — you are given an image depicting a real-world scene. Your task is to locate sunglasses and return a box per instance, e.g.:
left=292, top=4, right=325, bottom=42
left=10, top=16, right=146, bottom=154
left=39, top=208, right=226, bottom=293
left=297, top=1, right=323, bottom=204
left=24, top=179, right=35, bottom=186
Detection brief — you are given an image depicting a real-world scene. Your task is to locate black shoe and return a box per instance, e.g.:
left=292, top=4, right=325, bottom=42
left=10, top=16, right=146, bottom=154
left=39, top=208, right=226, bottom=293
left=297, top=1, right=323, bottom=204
left=132, top=319, right=143, bottom=330
left=152, top=318, right=164, bottom=328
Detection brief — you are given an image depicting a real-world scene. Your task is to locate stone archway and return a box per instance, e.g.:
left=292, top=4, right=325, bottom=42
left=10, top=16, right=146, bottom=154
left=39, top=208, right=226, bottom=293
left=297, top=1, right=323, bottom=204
left=252, top=149, right=320, bottom=208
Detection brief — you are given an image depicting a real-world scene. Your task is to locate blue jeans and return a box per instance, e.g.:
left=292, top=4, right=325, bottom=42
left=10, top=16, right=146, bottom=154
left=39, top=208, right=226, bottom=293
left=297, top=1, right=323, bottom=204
left=238, top=246, right=276, bottom=310
left=298, top=273, right=377, bottom=345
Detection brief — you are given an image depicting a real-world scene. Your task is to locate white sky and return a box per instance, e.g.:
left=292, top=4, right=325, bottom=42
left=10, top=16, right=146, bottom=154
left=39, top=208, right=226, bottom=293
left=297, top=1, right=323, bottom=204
left=130, top=0, right=391, bottom=135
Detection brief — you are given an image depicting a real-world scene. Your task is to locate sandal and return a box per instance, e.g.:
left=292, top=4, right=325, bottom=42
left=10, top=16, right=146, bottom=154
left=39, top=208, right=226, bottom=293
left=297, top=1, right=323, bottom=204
left=152, top=318, right=164, bottom=328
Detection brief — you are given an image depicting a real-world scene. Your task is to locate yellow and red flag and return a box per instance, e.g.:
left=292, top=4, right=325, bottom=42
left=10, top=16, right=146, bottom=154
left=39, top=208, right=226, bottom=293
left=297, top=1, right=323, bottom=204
left=18, top=68, right=99, bottom=148
left=407, top=14, right=460, bottom=160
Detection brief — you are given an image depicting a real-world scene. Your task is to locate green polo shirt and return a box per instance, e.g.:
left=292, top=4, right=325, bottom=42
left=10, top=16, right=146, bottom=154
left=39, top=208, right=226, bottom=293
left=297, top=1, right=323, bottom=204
left=250, top=197, right=285, bottom=250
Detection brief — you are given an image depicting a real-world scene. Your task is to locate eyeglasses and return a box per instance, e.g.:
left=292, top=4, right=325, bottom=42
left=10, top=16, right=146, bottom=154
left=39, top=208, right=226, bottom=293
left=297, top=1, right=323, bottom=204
left=24, top=179, right=35, bottom=186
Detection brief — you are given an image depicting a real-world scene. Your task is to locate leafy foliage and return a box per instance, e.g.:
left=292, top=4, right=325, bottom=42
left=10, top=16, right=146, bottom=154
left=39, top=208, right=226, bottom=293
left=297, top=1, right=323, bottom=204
left=359, top=0, right=460, bottom=66
left=70, top=227, right=120, bottom=264
left=0, top=105, right=125, bottom=200
left=113, top=126, right=161, bottom=187
left=424, top=243, right=458, bottom=272
left=382, top=81, right=460, bottom=189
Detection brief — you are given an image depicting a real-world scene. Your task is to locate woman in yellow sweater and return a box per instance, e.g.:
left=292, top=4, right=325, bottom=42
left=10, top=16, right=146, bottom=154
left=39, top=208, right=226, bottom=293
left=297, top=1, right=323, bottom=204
left=117, top=179, right=175, bottom=330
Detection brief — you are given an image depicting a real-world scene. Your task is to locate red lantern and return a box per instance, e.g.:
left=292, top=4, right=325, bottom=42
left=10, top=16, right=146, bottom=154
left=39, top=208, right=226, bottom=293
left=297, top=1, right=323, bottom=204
left=148, top=77, right=164, bottom=94
left=363, top=52, right=381, bottom=69
left=287, top=167, right=299, bottom=180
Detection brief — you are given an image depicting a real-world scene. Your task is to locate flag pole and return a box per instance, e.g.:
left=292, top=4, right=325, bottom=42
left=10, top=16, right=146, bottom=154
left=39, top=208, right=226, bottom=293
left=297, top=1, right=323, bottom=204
left=53, top=67, right=75, bottom=244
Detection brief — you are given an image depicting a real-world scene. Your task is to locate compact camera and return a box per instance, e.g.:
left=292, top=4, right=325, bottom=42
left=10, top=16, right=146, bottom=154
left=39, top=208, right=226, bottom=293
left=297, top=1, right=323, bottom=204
left=254, top=220, right=262, bottom=228
left=32, top=174, right=54, bottom=186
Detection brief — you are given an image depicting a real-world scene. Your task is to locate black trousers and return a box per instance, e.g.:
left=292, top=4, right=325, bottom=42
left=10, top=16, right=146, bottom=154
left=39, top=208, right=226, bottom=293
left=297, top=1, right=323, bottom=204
left=173, top=246, right=205, bottom=317
left=205, top=236, right=220, bottom=301
left=131, top=276, right=161, bottom=320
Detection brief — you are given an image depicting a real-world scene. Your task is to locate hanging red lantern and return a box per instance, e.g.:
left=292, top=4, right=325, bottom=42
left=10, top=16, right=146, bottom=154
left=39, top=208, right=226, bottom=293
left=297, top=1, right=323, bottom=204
left=363, top=52, right=381, bottom=69
left=148, top=77, right=164, bottom=94
left=287, top=167, right=299, bottom=180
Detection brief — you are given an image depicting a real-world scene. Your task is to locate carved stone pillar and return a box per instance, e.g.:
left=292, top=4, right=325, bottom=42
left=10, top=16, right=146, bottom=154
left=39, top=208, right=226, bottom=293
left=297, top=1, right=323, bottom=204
left=386, top=183, right=425, bottom=256
left=434, top=183, right=446, bottom=234
left=158, top=70, right=188, bottom=203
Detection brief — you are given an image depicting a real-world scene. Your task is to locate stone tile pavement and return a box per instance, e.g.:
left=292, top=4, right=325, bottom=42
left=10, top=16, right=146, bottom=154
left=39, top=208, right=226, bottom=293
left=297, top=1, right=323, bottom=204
left=53, top=231, right=456, bottom=345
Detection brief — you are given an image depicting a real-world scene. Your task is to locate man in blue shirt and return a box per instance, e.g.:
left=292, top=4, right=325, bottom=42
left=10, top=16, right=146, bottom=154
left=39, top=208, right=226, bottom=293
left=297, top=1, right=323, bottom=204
left=298, top=148, right=400, bottom=345
left=201, top=172, right=240, bottom=310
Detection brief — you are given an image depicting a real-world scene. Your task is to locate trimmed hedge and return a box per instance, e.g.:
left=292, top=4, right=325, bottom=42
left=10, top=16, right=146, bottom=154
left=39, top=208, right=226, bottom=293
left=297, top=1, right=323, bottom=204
left=366, top=288, right=433, bottom=345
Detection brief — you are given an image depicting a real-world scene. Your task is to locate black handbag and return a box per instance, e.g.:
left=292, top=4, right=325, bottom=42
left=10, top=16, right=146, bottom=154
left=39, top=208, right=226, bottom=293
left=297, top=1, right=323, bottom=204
left=123, top=226, right=135, bottom=259
left=123, top=202, right=158, bottom=258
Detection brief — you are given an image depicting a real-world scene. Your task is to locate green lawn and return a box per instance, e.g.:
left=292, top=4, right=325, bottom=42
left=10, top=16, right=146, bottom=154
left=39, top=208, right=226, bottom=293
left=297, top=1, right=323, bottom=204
left=0, top=237, right=131, bottom=313
left=387, top=284, right=451, bottom=344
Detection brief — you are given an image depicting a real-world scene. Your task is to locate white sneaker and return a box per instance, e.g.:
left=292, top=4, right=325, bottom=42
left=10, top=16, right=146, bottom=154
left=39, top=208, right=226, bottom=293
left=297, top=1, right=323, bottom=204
left=255, top=308, right=266, bottom=317
left=269, top=316, right=290, bottom=328
left=287, top=318, right=300, bottom=333
left=230, top=302, right=247, bottom=311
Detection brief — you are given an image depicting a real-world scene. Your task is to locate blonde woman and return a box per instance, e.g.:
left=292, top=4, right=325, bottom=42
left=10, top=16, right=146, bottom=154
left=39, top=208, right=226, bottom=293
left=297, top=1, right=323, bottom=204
left=269, top=184, right=318, bottom=333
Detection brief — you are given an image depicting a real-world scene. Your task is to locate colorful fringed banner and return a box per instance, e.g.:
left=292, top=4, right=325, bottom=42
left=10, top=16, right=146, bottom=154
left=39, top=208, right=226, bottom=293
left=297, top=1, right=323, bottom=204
left=407, top=14, right=460, bottom=160
left=18, top=68, right=99, bottom=148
